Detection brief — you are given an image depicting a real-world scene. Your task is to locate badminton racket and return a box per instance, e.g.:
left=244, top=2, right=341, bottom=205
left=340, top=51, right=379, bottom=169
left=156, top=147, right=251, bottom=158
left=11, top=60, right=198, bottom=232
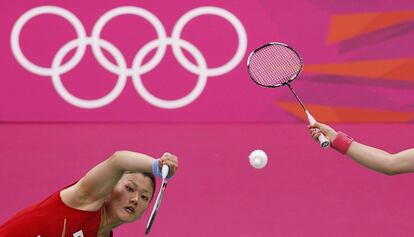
left=145, top=164, right=169, bottom=235
left=247, top=42, right=330, bottom=148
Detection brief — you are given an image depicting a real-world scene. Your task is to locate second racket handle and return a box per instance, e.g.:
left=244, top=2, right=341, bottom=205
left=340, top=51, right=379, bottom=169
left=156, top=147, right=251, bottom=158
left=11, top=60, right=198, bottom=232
left=161, top=165, right=169, bottom=179
left=305, top=110, right=330, bottom=148
left=318, top=134, right=330, bottom=148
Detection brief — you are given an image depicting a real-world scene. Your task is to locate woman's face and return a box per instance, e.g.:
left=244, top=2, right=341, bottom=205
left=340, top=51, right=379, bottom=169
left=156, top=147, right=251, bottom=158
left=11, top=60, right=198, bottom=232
left=106, top=173, right=154, bottom=223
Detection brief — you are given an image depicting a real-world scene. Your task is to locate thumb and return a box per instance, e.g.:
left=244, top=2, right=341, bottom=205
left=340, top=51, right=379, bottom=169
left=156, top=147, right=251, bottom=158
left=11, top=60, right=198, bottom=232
left=309, top=122, right=321, bottom=130
left=315, top=122, right=329, bottom=133
left=312, top=122, right=331, bottom=135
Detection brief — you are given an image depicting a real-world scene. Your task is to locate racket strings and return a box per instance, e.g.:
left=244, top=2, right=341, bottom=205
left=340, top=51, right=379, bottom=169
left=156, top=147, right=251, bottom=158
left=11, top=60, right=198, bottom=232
left=248, top=45, right=302, bottom=87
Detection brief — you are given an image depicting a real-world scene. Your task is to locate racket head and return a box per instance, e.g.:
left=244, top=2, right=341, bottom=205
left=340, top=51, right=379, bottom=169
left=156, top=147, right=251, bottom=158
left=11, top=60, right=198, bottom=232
left=145, top=180, right=168, bottom=235
left=247, top=42, right=303, bottom=88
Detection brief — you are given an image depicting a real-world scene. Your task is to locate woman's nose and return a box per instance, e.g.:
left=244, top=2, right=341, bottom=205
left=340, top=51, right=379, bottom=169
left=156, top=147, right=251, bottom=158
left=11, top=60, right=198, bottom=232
left=130, top=195, right=139, bottom=206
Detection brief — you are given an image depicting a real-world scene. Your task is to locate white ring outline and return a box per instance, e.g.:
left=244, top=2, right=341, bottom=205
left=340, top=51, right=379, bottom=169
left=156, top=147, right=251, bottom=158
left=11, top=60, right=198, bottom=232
left=131, top=38, right=208, bottom=109
left=10, top=5, right=247, bottom=109
left=91, top=6, right=168, bottom=76
left=171, top=6, right=247, bottom=77
left=11, top=6, right=87, bottom=76
left=51, top=38, right=128, bottom=109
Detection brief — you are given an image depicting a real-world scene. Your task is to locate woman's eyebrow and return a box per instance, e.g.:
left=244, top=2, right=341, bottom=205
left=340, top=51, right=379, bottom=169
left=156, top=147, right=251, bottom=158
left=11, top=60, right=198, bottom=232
left=128, top=180, right=151, bottom=193
left=128, top=180, right=138, bottom=188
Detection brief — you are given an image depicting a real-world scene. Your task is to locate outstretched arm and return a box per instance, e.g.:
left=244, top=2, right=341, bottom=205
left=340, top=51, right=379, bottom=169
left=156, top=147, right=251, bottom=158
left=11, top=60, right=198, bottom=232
left=61, top=151, right=178, bottom=210
left=309, top=123, right=414, bottom=175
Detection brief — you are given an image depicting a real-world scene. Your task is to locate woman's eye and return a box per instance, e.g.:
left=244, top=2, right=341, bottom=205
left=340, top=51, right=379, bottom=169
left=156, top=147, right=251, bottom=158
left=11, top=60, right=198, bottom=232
left=141, top=195, right=149, bottom=201
left=126, top=186, right=134, bottom=192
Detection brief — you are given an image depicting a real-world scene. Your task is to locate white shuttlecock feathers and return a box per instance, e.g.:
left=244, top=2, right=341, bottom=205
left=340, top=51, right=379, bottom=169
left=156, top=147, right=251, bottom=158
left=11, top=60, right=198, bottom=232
left=249, top=149, right=268, bottom=169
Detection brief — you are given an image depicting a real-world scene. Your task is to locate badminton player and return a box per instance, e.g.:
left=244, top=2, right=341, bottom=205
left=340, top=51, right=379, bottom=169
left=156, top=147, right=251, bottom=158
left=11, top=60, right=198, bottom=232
left=0, top=150, right=178, bottom=236
left=309, top=122, right=414, bottom=175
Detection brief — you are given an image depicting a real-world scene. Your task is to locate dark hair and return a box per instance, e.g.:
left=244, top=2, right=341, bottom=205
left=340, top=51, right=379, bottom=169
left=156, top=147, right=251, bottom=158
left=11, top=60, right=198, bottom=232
left=142, top=172, right=156, bottom=201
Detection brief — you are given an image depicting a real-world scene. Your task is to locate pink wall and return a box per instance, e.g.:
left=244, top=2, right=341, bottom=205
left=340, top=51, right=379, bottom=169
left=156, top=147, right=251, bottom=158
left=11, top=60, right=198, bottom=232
left=1, top=0, right=414, bottom=122
left=1, top=0, right=414, bottom=236
left=1, top=123, right=414, bottom=236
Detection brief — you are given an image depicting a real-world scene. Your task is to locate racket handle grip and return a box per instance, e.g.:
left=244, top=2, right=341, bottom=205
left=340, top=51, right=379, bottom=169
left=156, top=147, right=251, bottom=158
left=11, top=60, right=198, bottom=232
left=161, top=165, right=169, bottom=179
left=318, top=134, right=330, bottom=148
left=305, top=110, right=330, bottom=148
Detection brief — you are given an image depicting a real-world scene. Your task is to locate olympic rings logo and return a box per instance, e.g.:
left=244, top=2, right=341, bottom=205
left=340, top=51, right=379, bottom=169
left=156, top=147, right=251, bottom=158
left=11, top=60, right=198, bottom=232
left=11, top=6, right=247, bottom=109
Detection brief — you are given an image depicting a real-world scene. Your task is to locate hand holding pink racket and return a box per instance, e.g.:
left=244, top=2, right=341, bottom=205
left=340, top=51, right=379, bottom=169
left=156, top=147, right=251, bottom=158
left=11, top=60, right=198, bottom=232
left=247, top=42, right=330, bottom=148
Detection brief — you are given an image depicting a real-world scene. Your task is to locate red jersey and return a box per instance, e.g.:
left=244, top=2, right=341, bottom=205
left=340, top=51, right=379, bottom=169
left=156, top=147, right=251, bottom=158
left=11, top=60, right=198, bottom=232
left=0, top=190, right=113, bottom=237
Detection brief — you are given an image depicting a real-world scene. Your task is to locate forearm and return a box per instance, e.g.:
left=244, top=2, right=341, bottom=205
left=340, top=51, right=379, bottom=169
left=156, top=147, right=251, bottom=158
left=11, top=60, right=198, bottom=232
left=61, top=150, right=179, bottom=209
left=310, top=123, right=414, bottom=175
left=110, top=150, right=155, bottom=174
left=346, top=142, right=395, bottom=175
left=72, top=150, right=156, bottom=201
left=346, top=141, right=414, bottom=175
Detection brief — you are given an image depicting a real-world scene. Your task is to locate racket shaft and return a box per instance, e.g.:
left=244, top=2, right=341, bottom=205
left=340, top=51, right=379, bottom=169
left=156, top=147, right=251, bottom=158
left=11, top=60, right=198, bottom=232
left=145, top=165, right=169, bottom=235
left=287, top=84, right=307, bottom=111
left=145, top=213, right=156, bottom=234
left=145, top=183, right=166, bottom=234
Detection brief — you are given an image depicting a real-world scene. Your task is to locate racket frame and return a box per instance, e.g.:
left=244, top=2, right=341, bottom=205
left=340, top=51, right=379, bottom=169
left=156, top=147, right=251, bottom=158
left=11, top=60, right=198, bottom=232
left=247, top=42, right=330, bottom=148
left=247, top=42, right=304, bottom=88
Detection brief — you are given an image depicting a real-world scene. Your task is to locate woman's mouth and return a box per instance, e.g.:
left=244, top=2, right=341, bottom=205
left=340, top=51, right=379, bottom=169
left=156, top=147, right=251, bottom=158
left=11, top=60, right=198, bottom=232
left=124, top=206, right=135, bottom=214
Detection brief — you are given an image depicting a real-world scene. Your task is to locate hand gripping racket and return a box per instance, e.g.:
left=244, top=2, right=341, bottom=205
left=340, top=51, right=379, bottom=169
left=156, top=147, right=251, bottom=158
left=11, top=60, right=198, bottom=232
left=247, top=42, right=330, bottom=148
left=145, top=164, right=169, bottom=235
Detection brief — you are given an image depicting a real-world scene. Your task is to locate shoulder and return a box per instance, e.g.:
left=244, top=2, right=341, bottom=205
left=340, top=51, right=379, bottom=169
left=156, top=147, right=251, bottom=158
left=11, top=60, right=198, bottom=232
left=60, top=181, right=104, bottom=211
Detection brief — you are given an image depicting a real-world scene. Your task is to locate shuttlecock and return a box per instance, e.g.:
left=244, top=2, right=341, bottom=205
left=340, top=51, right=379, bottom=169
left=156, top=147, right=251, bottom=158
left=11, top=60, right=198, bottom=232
left=249, top=149, right=268, bottom=169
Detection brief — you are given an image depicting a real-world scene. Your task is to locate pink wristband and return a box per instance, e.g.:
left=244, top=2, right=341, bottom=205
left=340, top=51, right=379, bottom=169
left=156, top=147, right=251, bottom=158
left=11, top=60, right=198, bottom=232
left=331, top=131, right=353, bottom=154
